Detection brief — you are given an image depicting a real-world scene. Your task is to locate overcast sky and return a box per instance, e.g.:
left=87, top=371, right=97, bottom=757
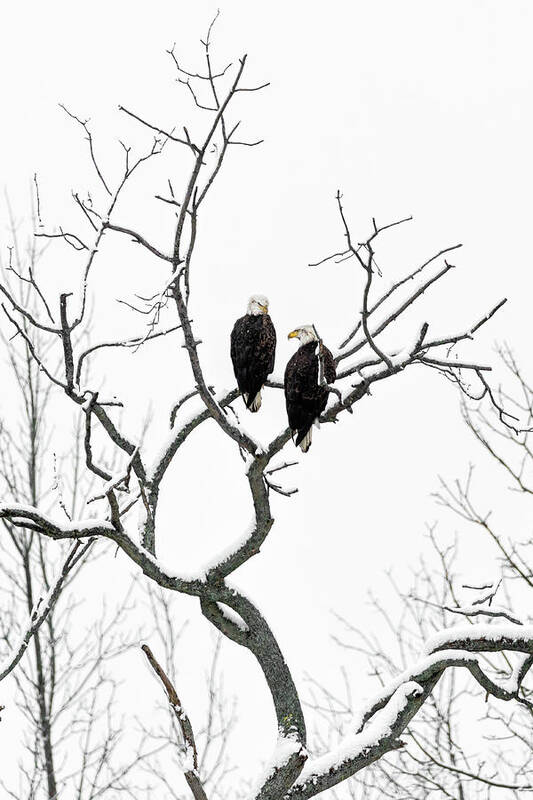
left=1, top=0, right=532, bottom=793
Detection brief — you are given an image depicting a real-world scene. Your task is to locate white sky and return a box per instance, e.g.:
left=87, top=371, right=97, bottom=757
left=1, top=0, right=533, bottom=794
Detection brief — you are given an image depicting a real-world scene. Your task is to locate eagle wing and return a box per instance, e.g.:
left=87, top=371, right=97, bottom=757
left=231, top=316, right=254, bottom=373
left=285, top=344, right=325, bottom=428
left=321, top=344, right=336, bottom=384
left=261, top=314, right=276, bottom=374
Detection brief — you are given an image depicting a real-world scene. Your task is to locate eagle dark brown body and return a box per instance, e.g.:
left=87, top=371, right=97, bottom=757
left=284, top=341, right=336, bottom=451
left=230, top=313, right=276, bottom=411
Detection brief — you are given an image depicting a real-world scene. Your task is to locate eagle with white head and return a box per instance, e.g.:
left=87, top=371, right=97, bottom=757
left=230, top=295, right=276, bottom=412
left=284, top=325, right=336, bottom=452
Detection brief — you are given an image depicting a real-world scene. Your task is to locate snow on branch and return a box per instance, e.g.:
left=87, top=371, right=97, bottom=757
left=426, top=622, right=533, bottom=655
left=284, top=620, right=533, bottom=799
left=0, top=503, right=114, bottom=539
left=252, top=732, right=307, bottom=800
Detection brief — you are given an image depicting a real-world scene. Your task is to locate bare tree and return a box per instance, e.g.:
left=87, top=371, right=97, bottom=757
left=0, top=217, right=157, bottom=799
left=0, top=20, right=531, bottom=800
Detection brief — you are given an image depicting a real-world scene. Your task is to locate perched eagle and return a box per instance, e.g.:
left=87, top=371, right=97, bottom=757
left=285, top=326, right=336, bottom=452
left=230, top=295, right=276, bottom=412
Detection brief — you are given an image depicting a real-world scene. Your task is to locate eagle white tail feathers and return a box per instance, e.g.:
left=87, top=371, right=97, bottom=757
left=299, top=428, right=313, bottom=452
left=250, top=391, right=262, bottom=412
left=244, top=390, right=262, bottom=412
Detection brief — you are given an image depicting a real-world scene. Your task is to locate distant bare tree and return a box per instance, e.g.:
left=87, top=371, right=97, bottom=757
left=0, top=217, right=155, bottom=799
left=0, top=18, right=531, bottom=800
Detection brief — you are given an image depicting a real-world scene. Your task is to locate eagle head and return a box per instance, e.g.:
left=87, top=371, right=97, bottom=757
left=288, top=325, right=318, bottom=345
left=247, top=295, right=270, bottom=316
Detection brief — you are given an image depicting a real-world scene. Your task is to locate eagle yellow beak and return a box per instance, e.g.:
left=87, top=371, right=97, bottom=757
left=288, top=329, right=299, bottom=340
left=259, top=304, right=268, bottom=313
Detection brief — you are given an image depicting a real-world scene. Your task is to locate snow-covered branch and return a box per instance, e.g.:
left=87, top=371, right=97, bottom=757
left=285, top=621, right=533, bottom=799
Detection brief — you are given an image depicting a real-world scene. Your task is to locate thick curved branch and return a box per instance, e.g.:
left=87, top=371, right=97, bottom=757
left=0, top=505, right=115, bottom=539
left=206, top=459, right=273, bottom=580
left=285, top=627, right=533, bottom=800
left=201, top=587, right=308, bottom=799
left=0, top=502, right=207, bottom=597
left=427, top=623, right=533, bottom=656
left=288, top=681, right=431, bottom=800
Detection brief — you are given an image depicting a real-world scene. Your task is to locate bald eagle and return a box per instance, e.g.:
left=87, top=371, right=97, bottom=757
left=285, top=326, right=336, bottom=452
left=230, top=295, right=276, bottom=412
